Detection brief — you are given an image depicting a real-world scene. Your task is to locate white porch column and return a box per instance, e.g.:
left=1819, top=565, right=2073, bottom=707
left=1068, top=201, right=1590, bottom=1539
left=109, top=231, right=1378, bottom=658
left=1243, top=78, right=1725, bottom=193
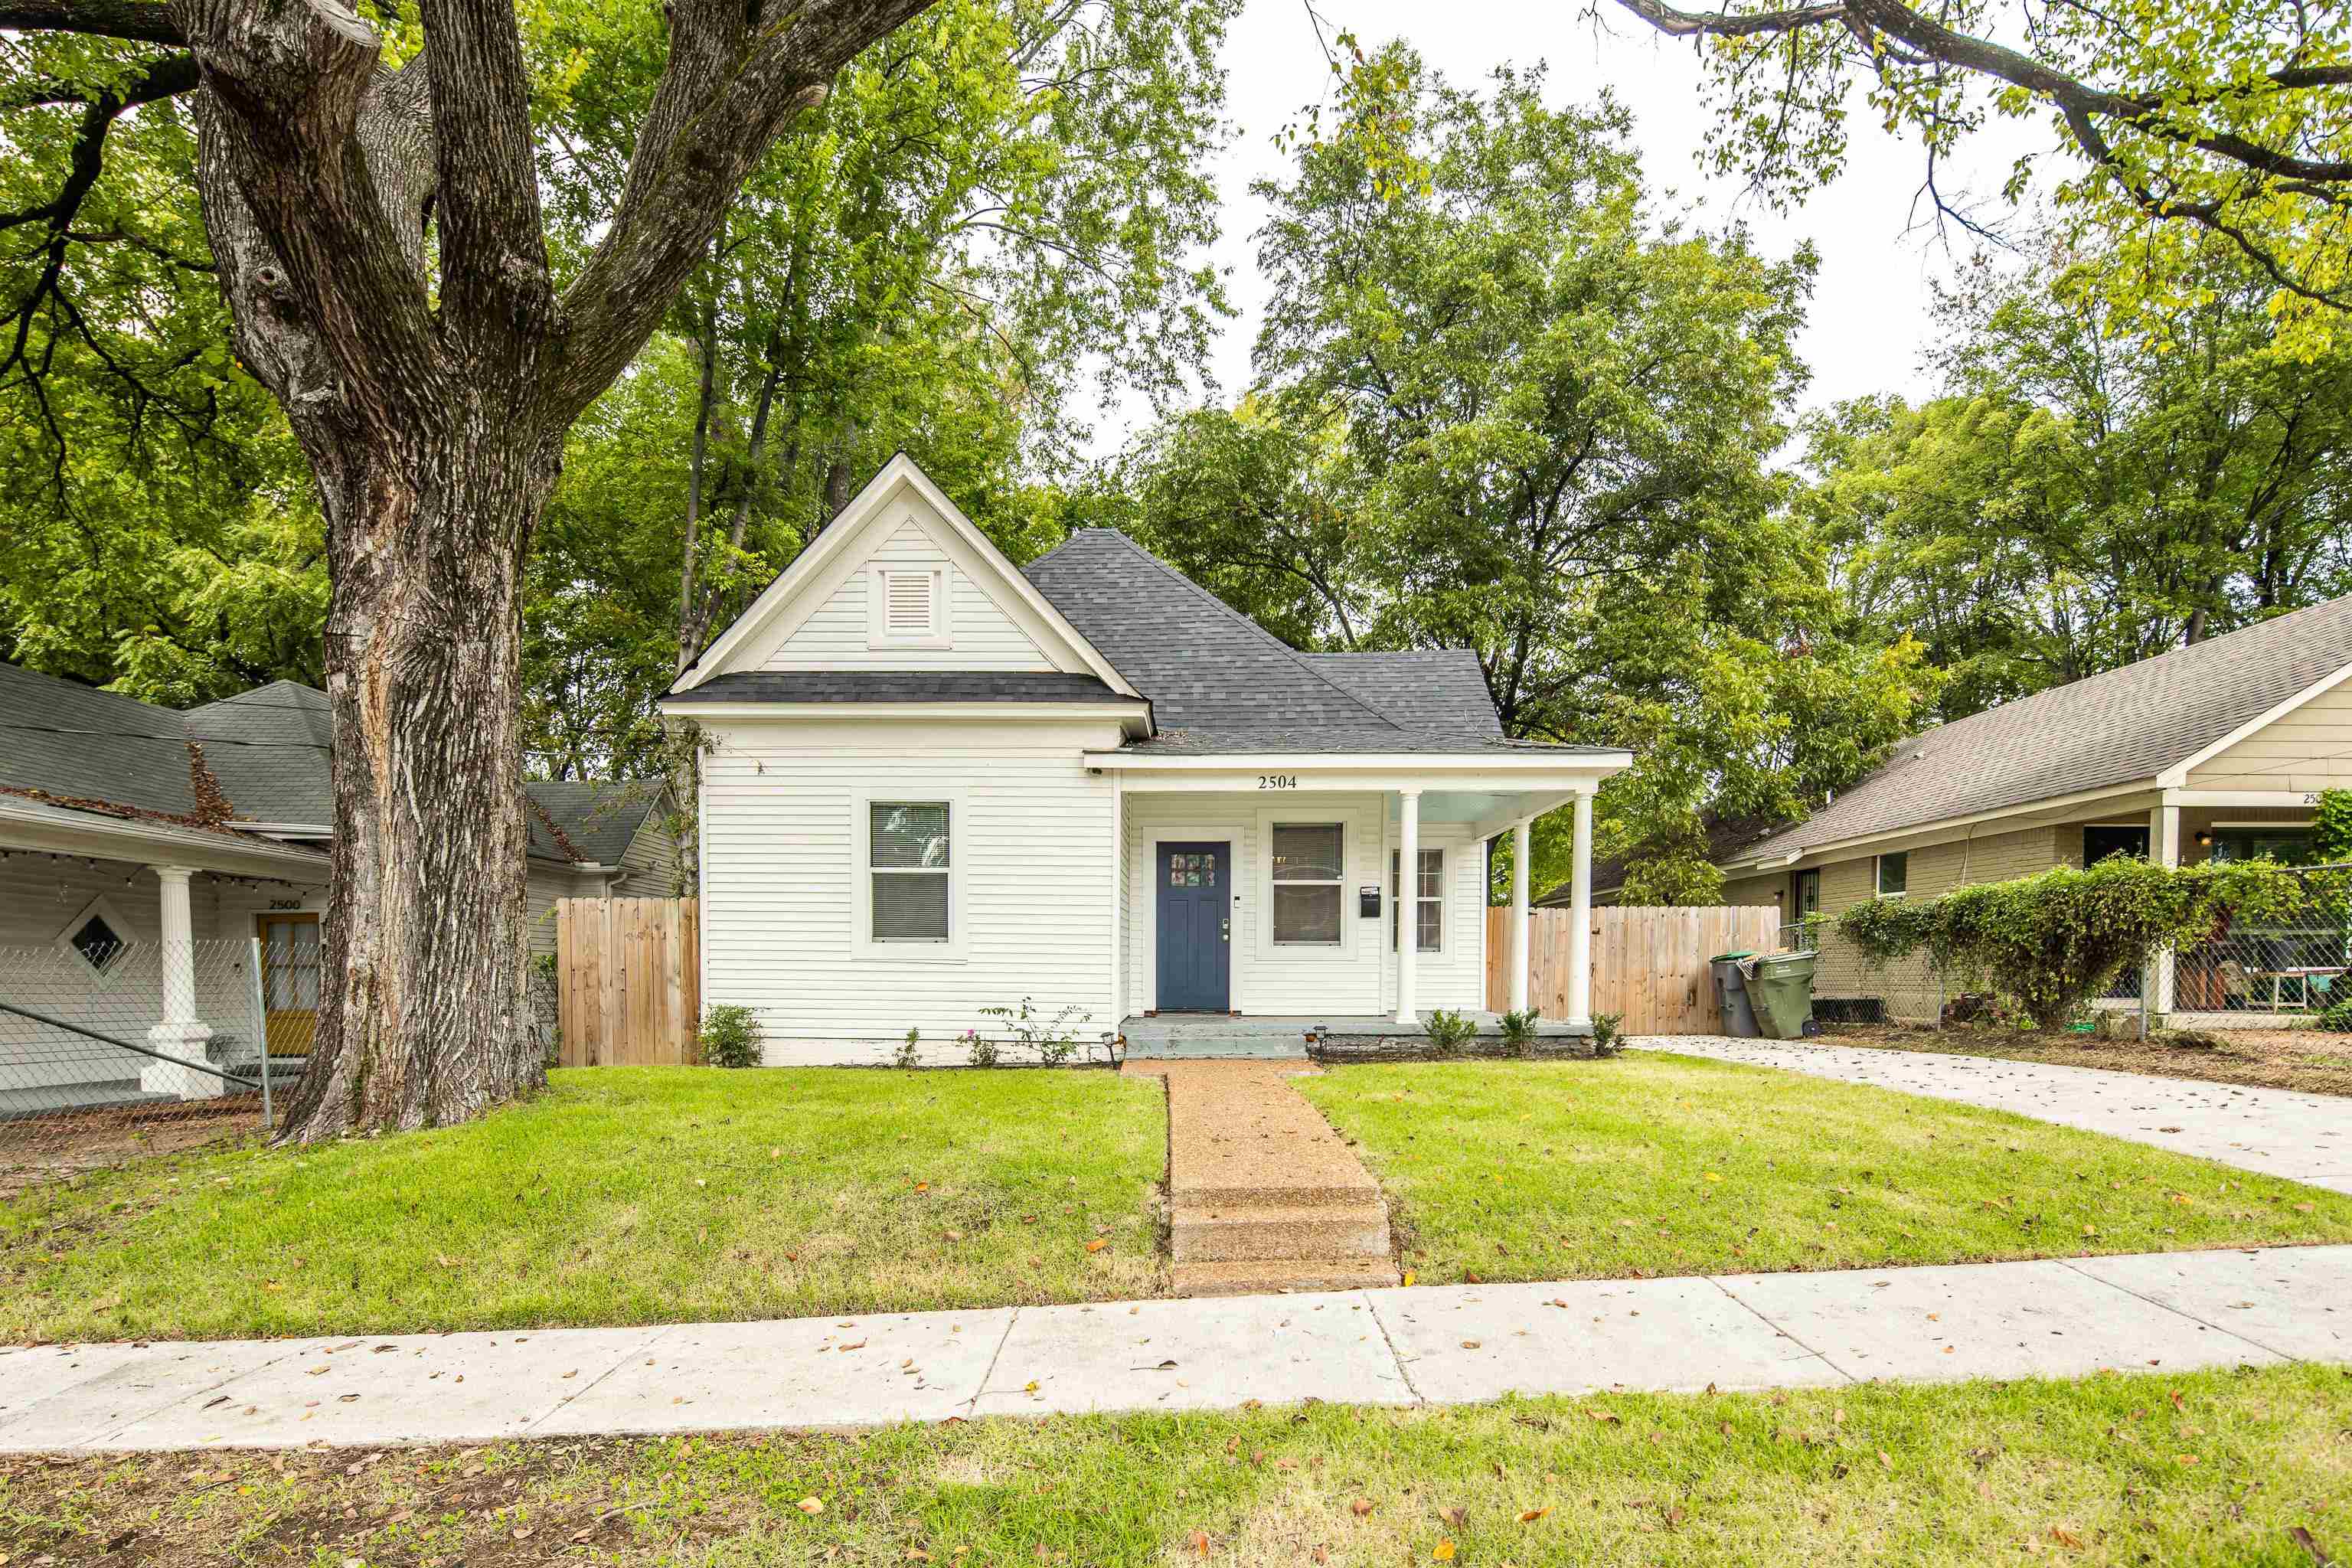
left=1396, top=788, right=1422, bottom=1026
left=2148, top=801, right=2180, bottom=1021
left=142, top=864, right=219, bottom=1100
left=1509, top=817, right=1531, bottom=1015
left=1564, top=789, right=1595, bottom=1031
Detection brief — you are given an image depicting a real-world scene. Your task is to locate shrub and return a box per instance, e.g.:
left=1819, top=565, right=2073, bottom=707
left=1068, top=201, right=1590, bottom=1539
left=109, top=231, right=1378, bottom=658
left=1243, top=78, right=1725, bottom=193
left=1838, top=858, right=2304, bottom=1031
left=1589, top=1012, right=1625, bottom=1057
left=1498, top=1008, right=1540, bottom=1056
left=976, top=996, right=1090, bottom=1065
left=1423, top=1008, right=1477, bottom=1055
left=2317, top=997, right=2352, bottom=1034
left=961, top=1028, right=999, bottom=1069
left=697, top=1004, right=763, bottom=1069
left=893, top=1028, right=922, bottom=1070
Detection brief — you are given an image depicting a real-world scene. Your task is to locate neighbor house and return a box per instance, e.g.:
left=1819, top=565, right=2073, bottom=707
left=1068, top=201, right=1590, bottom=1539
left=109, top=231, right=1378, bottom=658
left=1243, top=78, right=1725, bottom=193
left=660, top=455, right=1629, bottom=1064
left=1681, top=600, right=2352, bottom=1024
left=0, top=665, right=674, bottom=1109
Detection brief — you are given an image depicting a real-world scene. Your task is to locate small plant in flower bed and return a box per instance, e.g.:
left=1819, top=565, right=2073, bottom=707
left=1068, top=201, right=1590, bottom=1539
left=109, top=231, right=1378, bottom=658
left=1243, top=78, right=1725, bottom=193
left=697, top=1003, right=763, bottom=1068
left=1588, top=1011, right=1625, bottom=1057
left=1423, top=1008, right=1477, bottom=1055
left=1498, top=1008, right=1540, bottom=1056
left=1840, top=857, right=2305, bottom=1031
left=893, top=1027, right=922, bottom=1070
left=976, top=996, right=1090, bottom=1064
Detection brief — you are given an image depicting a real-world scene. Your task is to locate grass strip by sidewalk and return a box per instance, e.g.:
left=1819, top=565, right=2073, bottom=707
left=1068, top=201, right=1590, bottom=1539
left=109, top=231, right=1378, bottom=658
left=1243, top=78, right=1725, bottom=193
left=3, top=1364, right=2345, bottom=1565
left=1297, top=1056, right=2352, bottom=1286
left=0, top=1067, right=1163, bottom=1344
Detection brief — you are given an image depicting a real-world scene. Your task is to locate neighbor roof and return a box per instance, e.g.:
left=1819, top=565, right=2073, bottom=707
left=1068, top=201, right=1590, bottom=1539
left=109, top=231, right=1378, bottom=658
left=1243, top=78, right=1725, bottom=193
left=1021, top=530, right=1560, bottom=756
left=1734, top=596, right=2352, bottom=867
left=1, top=662, right=655, bottom=863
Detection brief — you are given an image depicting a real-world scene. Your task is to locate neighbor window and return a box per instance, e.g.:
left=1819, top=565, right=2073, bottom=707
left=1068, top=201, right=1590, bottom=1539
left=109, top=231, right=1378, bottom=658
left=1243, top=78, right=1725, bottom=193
left=869, top=801, right=951, bottom=942
left=1875, top=851, right=1909, bottom=897
left=1390, top=848, right=1443, bottom=952
left=1270, top=824, right=1344, bottom=945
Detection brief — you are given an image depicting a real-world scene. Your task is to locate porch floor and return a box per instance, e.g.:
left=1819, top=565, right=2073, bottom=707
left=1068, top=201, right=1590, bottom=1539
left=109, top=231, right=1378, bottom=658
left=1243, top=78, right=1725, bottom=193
left=1120, top=1012, right=1586, bottom=1060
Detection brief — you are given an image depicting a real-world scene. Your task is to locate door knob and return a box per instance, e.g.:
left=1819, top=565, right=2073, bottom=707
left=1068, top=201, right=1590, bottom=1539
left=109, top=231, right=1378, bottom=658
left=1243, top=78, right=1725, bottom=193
left=1221, top=919, right=1230, bottom=941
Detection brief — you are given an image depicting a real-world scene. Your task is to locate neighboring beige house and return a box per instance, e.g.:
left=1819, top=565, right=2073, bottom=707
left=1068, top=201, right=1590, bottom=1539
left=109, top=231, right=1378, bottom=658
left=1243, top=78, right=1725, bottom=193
left=1702, top=599, right=2352, bottom=1024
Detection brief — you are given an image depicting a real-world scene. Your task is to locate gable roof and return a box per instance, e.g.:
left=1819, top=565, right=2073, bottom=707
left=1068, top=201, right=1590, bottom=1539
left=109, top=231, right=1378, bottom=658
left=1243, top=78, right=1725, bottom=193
left=1021, top=530, right=1579, bottom=756
left=1734, top=595, right=2352, bottom=867
left=665, top=671, right=1136, bottom=707
left=672, top=454, right=1143, bottom=702
left=2, top=662, right=655, bottom=864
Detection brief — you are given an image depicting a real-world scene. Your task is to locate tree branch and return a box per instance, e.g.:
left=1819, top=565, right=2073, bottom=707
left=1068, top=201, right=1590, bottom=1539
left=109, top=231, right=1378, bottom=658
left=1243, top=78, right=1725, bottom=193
left=549, top=0, right=940, bottom=420
left=414, top=0, right=554, bottom=348
left=0, top=0, right=183, bottom=42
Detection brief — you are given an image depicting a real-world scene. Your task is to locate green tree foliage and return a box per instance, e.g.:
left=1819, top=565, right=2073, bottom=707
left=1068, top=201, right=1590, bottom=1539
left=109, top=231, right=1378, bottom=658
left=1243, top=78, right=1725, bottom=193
left=1598, top=0, right=2352, bottom=345
left=1838, top=857, right=2306, bottom=1029
left=0, top=80, right=325, bottom=702
left=519, top=0, right=1233, bottom=777
left=1801, top=239, right=2352, bottom=722
left=1102, top=52, right=1939, bottom=903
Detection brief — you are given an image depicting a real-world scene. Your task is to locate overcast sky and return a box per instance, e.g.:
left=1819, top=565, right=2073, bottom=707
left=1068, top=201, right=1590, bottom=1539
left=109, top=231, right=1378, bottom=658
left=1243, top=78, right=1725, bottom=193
left=1083, top=0, right=2050, bottom=456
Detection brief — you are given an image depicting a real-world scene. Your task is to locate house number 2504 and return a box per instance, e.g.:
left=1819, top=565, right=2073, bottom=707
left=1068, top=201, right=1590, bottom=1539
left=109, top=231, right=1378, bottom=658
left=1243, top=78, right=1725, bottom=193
left=1258, top=774, right=1299, bottom=789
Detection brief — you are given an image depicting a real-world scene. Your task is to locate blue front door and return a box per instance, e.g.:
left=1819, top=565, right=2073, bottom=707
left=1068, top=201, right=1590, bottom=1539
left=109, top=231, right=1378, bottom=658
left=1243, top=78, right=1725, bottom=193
left=1155, top=841, right=1230, bottom=1012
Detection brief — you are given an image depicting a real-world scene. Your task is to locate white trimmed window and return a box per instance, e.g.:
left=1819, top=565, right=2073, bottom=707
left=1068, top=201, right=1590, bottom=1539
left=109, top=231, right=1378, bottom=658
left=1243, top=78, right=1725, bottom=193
left=867, top=566, right=950, bottom=648
left=1390, top=847, right=1443, bottom=952
left=868, top=801, right=952, bottom=942
left=1270, top=823, right=1344, bottom=945
left=1875, top=851, right=1909, bottom=898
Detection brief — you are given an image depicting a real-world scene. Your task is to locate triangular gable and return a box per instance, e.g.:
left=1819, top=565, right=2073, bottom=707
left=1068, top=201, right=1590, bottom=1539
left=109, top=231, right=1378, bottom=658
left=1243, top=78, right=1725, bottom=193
left=673, top=455, right=1142, bottom=698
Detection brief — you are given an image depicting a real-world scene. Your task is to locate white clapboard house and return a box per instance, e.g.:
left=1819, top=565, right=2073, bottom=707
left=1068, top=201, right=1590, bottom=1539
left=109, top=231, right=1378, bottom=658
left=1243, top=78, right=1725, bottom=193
left=662, top=455, right=1629, bottom=1063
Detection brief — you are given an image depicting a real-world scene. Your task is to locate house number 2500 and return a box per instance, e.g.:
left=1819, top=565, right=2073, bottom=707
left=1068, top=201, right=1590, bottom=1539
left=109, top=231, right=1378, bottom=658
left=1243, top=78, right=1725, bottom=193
left=1258, top=774, right=1299, bottom=789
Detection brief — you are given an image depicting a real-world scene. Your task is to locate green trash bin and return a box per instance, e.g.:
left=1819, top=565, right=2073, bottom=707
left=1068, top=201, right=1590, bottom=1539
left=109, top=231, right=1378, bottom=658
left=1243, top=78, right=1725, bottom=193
left=1743, top=950, right=1819, bottom=1040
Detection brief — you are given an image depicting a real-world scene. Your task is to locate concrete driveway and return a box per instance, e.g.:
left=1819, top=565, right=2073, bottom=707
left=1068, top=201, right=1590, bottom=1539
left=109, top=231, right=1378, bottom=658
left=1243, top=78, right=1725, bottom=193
left=1643, top=1035, right=2352, bottom=1194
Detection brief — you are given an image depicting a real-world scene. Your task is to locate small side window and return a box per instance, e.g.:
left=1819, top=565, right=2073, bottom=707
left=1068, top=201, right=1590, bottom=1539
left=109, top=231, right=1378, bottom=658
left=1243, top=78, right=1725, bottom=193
left=1875, top=851, right=1909, bottom=898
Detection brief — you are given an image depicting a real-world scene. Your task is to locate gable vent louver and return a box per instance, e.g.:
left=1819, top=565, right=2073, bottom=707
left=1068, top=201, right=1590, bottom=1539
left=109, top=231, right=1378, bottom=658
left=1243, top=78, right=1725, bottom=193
left=887, top=572, right=934, bottom=636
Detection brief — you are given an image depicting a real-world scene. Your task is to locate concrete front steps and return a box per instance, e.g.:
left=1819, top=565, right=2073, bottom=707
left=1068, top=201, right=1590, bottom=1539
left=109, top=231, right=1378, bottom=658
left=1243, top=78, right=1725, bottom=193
left=1127, top=1059, right=1403, bottom=1297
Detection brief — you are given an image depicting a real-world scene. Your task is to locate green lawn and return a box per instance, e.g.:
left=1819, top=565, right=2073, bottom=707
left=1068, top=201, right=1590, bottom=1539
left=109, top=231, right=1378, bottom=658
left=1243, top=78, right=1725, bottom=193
left=5, top=1365, right=2346, bottom=1565
left=1297, top=1056, right=2352, bottom=1285
left=0, top=1067, right=1165, bottom=1343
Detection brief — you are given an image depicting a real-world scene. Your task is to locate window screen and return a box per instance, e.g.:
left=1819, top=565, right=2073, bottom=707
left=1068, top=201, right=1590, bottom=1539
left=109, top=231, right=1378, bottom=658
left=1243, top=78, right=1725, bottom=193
left=871, top=801, right=951, bottom=941
left=1271, top=824, right=1343, bottom=945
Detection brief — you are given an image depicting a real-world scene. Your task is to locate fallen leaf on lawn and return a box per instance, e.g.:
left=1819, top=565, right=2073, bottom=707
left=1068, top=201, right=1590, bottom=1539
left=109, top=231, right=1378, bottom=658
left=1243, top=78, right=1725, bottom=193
left=1024, top=1380, right=1039, bottom=1393
left=943, top=1230, right=963, bottom=1241
left=1402, top=1270, right=1416, bottom=1285
left=1189, top=1530, right=1210, bottom=1555
left=1350, top=1499, right=1374, bottom=1517
left=797, top=1497, right=825, bottom=1515
left=1703, top=1172, right=1723, bottom=1183
left=908, top=1550, right=932, bottom=1562
left=1584, top=1408, right=1621, bottom=1424
left=1439, top=1507, right=1468, bottom=1527
left=2050, top=1527, right=2085, bottom=1550
left=2175, top=1455, right=2198, bottom=1466
left=1432, top=1543, right=1455, bottom=1563
left=1086, top=1238, right=1108, bottom=1253
left=1460, top=1340, right=1481, bottom=1350
left=1518, top=1508, right=1552, bottom=1523
left=1877, top=1451, right=1893, bottom=1469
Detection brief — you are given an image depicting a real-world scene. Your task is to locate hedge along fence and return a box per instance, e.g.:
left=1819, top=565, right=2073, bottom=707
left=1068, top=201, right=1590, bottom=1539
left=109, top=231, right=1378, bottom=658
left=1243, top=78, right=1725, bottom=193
left=1836, top=857, right=2323, bottom=1031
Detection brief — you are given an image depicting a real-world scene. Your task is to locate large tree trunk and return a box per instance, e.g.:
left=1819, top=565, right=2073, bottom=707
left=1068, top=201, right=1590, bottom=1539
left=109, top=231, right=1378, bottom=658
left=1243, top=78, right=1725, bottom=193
left=278, top=421, right=560, bottom=1136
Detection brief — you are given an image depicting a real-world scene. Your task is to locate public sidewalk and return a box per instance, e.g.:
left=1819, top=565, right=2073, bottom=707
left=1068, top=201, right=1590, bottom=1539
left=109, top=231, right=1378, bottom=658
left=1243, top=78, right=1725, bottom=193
left=1645, top=1035, right=2352, bottom=1194
left=3, top=1244, right=2347, bottom=1452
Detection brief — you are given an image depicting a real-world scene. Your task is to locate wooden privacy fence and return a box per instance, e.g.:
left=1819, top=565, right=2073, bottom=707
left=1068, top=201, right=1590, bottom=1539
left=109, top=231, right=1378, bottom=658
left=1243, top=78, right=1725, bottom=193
left=556, top=897, right=701, bottom=1066
left=1485, top=905, right=1785, bottom=1034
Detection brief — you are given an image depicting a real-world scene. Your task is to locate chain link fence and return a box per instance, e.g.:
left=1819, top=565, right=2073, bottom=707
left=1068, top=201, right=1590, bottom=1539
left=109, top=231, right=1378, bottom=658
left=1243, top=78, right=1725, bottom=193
left=1775, top=863, right=2351, bottom=1031
left=0, top=936, right=307, bottom=1187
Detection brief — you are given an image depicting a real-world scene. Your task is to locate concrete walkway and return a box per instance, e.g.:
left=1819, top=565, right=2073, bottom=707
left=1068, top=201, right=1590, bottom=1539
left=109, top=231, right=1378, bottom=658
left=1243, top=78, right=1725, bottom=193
left=2, top=1245, right=2346, bottom=1452
left=1645, top=1035, right=2352, bottom=1195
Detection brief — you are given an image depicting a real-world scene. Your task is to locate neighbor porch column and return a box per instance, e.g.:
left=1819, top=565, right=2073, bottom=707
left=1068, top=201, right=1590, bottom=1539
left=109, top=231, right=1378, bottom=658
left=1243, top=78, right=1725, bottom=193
left=2148, top=800, right=2180, bottom=1021
left=142, top=864, right=219, bottom=1100
left=1396, top=788, right=1422, bottom=1026
left=1509, top=817, right=1531, bottom=1016
left=1564, top=789, right=1594, bottom=1031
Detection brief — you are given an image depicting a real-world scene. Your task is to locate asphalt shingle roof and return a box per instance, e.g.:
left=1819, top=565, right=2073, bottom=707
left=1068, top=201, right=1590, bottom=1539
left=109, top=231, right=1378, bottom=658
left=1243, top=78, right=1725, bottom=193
left=1737, top=595, right=2352, bottom=866
left=666, top=671, right=1133, bottom=705
left=1021, top=529, right=1549, bottom=754
left=2, top=662, right=655, bottom=862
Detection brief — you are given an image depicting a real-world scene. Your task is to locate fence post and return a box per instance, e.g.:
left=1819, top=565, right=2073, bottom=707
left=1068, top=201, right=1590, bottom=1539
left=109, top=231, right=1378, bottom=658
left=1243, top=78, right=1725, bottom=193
left=249, top=934, right=273, bottom=1131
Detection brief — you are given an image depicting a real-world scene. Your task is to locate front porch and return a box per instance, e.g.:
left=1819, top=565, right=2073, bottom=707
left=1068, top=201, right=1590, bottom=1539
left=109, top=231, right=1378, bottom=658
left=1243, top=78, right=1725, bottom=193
left=1119, top=1011, right=1590, bottom=1060
left=1096, top=744, right=1632, bottom=1033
